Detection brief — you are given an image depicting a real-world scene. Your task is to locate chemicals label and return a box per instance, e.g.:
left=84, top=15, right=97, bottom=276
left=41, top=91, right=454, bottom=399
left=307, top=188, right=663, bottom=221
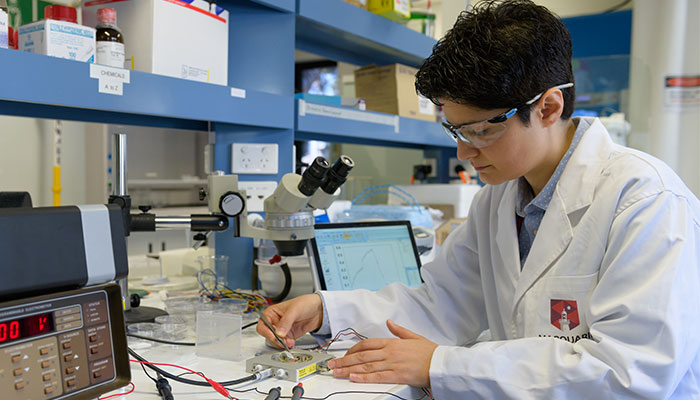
left=97, top=42, right=125, bottom=69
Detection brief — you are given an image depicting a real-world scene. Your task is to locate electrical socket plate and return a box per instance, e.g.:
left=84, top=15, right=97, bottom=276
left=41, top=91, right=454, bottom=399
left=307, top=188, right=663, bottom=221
left=232, top=143, right=278, bottom=174
left=449, top=157, right=472, bottom=178
left=238, top=181, right=277, bottom=212
left=423, top=158, right=437, bottom=178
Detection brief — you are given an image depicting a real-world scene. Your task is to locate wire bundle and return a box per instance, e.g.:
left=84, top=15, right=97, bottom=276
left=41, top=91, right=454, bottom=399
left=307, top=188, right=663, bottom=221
left=319, top=327, right=368, bottom=352
left=197, top=269, right=269, bottom=314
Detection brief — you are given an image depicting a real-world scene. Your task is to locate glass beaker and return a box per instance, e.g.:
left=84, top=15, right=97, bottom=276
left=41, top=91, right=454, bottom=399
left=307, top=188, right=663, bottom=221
left=196, top=255, right=229, bottom=291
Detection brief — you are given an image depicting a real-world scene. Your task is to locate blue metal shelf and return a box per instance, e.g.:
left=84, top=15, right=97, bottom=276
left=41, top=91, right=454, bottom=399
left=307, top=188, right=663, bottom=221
left=0, top=49, right=293, bottom=130
left=294, top=100, right=455, bottom=148
left=296, top=0, right=436, bottom=68
left=218, top=0, right=295, bottom=13
left=248, top=0, right=295, bottom=12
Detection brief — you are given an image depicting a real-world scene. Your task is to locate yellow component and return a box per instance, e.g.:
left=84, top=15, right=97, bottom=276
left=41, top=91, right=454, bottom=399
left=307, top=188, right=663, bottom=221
left=52, top=165, right=61, bottom=206
left=368, top=0, right=410, bottom=21
left=297, top=363, right=317, bottom=380
left=131, top=56, right=135, bottom=70
left=207, top=69, right=210, bottom=83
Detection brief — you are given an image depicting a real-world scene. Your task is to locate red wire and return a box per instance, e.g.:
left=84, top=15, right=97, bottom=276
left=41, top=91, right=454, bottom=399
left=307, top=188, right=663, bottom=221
left=129, top=359, right=243, bottom=399
left=98, top=382, right=135, bottom=400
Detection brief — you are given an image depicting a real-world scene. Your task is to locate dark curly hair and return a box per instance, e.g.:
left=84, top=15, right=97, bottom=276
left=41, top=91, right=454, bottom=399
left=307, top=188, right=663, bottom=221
left=415, top=0, right=575, bottom=125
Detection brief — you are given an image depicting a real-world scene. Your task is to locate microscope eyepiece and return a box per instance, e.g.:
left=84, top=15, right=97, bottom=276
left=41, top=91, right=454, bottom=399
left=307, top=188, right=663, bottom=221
left=297, top=156, right=330, bottom=196
left=320, top=155, right=354, bottom=194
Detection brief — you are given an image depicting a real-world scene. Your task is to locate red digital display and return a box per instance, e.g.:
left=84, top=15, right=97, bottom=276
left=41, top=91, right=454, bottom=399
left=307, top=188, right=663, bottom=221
left=0, top=313, right=54, bottom=344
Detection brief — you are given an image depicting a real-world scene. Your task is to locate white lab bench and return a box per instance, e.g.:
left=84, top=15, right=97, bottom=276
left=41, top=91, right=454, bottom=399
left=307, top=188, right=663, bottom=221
left=102, top=297, right=424, bottom=400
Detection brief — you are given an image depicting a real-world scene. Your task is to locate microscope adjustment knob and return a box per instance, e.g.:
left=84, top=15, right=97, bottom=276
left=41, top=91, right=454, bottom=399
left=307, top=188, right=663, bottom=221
left=219, top=191, right=245, bottom=217
left=199, top=187, right=207, bottom=201
left=138, top=205, right=152, bottom=213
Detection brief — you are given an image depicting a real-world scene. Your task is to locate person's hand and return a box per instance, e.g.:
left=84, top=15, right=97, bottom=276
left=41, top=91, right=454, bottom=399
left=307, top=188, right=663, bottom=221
left=327, top=320, right=437, bottom=387
left=256, top=293, right=324, bottom=348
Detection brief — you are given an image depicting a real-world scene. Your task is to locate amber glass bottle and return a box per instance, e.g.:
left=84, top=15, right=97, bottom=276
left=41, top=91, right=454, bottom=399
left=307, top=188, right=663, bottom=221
left=96, top=8, right=125, bottom=68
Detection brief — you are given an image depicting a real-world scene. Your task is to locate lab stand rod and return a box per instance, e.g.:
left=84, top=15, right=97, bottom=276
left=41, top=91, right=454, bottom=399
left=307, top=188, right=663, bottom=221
left=112, top=133, right=130, bottom=312
left=113, top=133, right=128, bottom=197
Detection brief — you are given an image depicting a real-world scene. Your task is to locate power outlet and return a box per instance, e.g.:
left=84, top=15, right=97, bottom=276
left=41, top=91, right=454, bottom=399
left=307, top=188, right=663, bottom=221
left=238, top=181, right=277, bottom=212
left=449, top=157, right=473, bottom=178
left=232, top=143, right=278, bottom=174
left=423, top=158, right=437, bottom=178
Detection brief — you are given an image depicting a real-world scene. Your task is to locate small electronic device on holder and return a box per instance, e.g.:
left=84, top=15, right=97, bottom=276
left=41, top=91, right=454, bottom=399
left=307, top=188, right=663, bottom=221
left=246, top=351, right=335, bottom=382
left=0, top=193, right=131, bottom=399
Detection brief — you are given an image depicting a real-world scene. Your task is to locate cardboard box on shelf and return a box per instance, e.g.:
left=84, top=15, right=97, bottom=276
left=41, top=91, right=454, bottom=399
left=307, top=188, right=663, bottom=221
left=368, top=0, right=410, bottom=21
left=18, top=20, right=96, bottom=62
left=354, top=63, right=435, bottom=122
left=436, top=218, right=467, bottom=246
left=82, top=0, right=229, bottom=85
left=343, top=0, right=368, bottom=9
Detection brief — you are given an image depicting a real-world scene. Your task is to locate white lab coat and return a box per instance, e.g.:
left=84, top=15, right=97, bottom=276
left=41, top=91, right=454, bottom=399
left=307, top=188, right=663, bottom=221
left=321, top=118, right=700, bottom=399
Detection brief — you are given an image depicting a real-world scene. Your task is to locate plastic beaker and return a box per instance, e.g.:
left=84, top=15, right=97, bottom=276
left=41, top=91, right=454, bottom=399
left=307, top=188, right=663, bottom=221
left=195, top=311, right=242, bottom=361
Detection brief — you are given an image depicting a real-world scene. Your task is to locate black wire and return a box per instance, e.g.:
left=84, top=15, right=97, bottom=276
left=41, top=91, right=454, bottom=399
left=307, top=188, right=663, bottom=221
left=253, top=387, right=428, bottom=400
left=141, top=363, right=157, bottom=383
left=128, top=321, right=255, bottom=348
left=128, top=347, right=258, bottom=387
left=127, top=333, right=195, bottom=346
left=601, top=0, right=632, bottom=13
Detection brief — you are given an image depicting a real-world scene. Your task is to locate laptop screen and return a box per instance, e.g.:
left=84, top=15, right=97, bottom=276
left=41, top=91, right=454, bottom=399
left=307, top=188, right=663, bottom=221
left=309, top=221, right=423, bottom=291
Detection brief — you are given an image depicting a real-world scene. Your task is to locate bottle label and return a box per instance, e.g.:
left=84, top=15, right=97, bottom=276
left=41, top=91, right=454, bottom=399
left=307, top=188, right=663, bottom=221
left=96, top=41, right=125, bottom=69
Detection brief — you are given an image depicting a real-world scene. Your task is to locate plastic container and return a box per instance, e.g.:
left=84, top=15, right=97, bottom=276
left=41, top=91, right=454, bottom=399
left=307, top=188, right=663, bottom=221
left=154, top=315, right=188, bottom=341
left=196, top=312, right=242, bottom=361
left=127, top=322, right=163, bottom=350
left=216, top=298, right=248, bottom=314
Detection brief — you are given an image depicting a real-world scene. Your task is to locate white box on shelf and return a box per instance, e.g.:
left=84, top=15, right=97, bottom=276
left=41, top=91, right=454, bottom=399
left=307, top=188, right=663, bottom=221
left=82, top=0, right=229, bottom=85
left=0, top=6, right=8, bottom=49
left=18, top=20, right=96, bottom=62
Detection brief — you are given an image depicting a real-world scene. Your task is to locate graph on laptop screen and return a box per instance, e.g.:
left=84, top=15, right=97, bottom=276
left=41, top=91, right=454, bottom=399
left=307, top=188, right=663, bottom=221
left=313, top=222, right=422, bottom=291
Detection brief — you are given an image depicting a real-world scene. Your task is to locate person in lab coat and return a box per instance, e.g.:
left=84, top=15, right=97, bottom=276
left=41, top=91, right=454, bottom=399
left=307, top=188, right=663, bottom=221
left=257, top=0, right=700, bottom=398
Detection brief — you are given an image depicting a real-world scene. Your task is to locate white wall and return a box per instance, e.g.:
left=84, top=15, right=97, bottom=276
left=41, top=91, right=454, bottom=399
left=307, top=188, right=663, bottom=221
left=0, top=115, right=86, bottom=207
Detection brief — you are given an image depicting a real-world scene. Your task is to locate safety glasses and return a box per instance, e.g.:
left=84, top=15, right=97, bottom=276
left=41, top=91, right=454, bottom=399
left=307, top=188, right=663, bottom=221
left=442, top=83, right=574, bottom=148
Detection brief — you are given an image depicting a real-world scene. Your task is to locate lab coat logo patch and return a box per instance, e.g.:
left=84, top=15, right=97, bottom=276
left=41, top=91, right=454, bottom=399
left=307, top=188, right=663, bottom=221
left=551, top=299, right=579, bottom=332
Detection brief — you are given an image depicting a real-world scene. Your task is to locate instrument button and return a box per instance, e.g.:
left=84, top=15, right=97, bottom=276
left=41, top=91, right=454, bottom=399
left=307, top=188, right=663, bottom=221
left=64, top=354, right=74, bottom=362
left=11, top=354, right=22, bottom=363
left=41, top=361, right=51, bottom=368
left=40, top=347, right=50, bottom=355
left=62, top=342, right=72, bottom=350
left=44, top=386, right=54, bottom=394
left=14, top=381, right=25, bottom=390
left=43, top=373, right=52, bottom=382
left=67, top=379, right=76, bottom=387
left=65, top=367, right=75, bottom=375
left=13, top=368, right=23, bottom=376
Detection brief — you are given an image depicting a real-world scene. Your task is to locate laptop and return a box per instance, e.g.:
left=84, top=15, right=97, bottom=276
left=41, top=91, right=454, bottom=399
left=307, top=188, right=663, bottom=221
left=308, top=221, right=423, bottom=291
